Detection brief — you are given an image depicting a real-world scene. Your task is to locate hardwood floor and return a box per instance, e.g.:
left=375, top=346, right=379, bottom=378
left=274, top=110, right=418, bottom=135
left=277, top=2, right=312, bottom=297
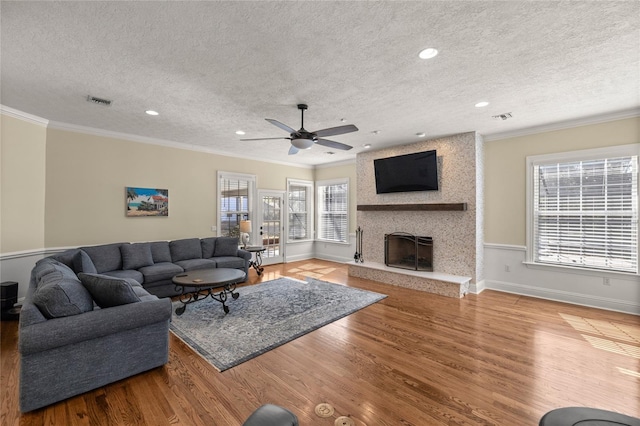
left=2, top=259, right=639, bottom=425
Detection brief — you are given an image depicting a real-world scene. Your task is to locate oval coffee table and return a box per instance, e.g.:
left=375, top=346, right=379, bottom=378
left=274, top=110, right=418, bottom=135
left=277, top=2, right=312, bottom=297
left=172, top=268, right=245, bottom=315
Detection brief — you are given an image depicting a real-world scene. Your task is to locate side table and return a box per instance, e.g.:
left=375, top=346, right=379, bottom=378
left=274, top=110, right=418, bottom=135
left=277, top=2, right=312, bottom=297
left=244, top=246, right=266, bottom=276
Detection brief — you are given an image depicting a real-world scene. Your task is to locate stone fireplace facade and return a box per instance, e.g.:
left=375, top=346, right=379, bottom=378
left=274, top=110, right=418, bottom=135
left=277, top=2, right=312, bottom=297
left=353, top=132, right=484, bottom=287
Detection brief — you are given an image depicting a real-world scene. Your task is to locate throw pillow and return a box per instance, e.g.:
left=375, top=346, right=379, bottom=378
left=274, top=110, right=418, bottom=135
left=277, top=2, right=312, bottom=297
left=121, top=242, right=154, bottom=270
left=201, top=237, right=217, bottom=258
left=213, top=237, right=239, bottom=257
left=150, top=241, right=172, bottom=263
left=73, top=249, right=98, bottom=274
left=78, top=273, right=141, bottom=308
left=169, top=238, right=202, bottom=262
left=33, top=264, right=94, bottom=319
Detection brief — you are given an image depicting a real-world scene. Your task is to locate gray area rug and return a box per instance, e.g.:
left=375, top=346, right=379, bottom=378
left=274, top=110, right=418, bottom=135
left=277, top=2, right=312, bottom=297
left=170, top=277, right=386, bottom=371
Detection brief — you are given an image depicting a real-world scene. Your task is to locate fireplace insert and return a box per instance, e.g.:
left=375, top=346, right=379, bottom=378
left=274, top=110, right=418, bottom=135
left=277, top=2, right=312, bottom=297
left=384, top=232, right=433, bottom=271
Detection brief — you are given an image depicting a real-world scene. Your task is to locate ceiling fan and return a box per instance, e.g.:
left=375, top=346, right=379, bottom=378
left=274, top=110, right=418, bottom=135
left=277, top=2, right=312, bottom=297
left=240, top=104, right=358, bottom=155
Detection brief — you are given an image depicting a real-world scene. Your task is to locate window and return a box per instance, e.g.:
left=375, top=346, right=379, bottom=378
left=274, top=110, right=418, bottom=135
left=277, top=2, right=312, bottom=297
left=287, top=179, right=313, bottom=242
left=317, top=179, right=349, bottom=243
left=218, top=172, right=255, bottom=238
left=527, top=145, right=638, bottom=274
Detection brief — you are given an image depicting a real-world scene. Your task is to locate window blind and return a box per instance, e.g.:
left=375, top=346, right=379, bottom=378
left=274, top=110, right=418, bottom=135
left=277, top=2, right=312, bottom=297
left=219, top=176, right=250, bottom=238
left=288, top=184, right=310, bottom=240
left=317, top=181, right=348, bottom=242
left=533, top=155, right=638, bottom=273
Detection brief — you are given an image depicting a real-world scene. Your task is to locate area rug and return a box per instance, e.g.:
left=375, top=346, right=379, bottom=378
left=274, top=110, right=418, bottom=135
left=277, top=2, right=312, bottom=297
left=169, top=277, right=386, bottom=371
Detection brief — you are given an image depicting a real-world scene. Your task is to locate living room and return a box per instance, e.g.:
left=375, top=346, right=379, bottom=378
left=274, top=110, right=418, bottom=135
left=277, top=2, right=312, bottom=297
left=1, top=1, right=639, bottom=424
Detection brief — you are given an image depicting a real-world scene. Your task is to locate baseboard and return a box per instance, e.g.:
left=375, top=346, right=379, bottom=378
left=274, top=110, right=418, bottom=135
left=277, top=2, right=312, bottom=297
left=485, top=279, right=640, bottom=315
left=469, top=279, right=486, bottom=294
left=284, top=253, right=314, bottom=263
left=314, top=253, right=355, bottom=263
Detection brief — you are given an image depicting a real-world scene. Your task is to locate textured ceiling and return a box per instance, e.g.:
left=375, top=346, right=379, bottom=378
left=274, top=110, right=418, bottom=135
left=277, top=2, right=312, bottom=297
left=2, top=1, right=639, bottom=166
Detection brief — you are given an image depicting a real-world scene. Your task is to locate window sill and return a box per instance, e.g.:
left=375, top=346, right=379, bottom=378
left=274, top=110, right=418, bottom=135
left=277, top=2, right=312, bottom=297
left=522, top=261, right=639, bottom=281
left=286, top=239, right=314, bottom=244
left=315, top=239, right=351, bottom=246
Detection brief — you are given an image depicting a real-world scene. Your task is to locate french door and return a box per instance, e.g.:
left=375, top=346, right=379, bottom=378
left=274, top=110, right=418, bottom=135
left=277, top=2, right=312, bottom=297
left=257, top=190, right=284, bottom=265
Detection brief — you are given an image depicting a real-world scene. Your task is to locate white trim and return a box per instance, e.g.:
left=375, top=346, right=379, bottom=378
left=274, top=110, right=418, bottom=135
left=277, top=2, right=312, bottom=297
left=314, top=158, right=356, bottom=169
left=0, top=105, right=49, bottom=127
left=485, top=279, right=639, bottom=316
left=483, top=108, right=640, bottom=142
left=522, top=261, right=639, bottom=280
left=0, top=246, right=73, bottom=260
left=483, top=243, right=526, bottom=252
left=469, top=279, right=486, bottom=294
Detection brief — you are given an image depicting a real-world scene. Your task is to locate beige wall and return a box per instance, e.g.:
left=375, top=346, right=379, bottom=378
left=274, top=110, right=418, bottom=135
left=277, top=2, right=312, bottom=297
left=44, top=128, right=313, bottom=247
left=1, top=115, right=47, bottom=252
left=484, top=116, right=640, bottom=246
left=314, top=161, right=357, bottom=233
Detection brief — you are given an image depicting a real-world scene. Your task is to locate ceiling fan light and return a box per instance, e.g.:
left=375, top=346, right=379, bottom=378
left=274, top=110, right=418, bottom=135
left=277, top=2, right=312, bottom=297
left=291, top=138, right=314, bottom=149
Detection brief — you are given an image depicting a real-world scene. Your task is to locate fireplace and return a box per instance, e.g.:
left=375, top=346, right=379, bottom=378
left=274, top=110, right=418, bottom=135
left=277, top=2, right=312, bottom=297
left=385, top=233, right=433, bottom=271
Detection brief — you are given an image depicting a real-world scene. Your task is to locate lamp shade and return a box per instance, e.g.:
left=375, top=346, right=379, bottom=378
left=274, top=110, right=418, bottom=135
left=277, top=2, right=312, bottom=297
left=291, top=138, right=314, bottom=149
left=239, top=220, right=252, bottom=233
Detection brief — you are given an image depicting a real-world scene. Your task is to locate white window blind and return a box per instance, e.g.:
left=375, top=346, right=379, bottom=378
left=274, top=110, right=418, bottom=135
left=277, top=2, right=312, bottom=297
left=218, top=172, right=254, bottom=238
left=287, top=179, right=313, bottom=241
left=532, top=153, right=638, bottom=273
left=317, top=180, right=348, bottom=243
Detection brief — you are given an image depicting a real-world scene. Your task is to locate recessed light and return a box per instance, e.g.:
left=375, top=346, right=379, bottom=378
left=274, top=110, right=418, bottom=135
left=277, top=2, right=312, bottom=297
left=235, top=130, right=245, bottom=135
left=416, top=132, right=426, bottom=137
left=475, top=101, right=489, bottom=108
left=418, top=48, right=438, bottom=59
left=145, top=110, right=159, bottom=116
left=363, top=144, right=372, bottom=149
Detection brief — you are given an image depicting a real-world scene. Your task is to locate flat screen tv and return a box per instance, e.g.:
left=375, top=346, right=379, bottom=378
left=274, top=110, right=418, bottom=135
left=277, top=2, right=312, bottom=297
left=374, top=150, right=439, bottom=194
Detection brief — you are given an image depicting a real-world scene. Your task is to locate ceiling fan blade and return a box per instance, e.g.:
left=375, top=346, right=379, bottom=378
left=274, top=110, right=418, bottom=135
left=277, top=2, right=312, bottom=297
left=266, top=118, right=297, bottom=134
left=288, top=145, right=299, bottom=155
left=240, top=137, right=291, bottom=141
left=316, top=138, right=353, bottom=151
left=314, top=124, right=358, bottom=138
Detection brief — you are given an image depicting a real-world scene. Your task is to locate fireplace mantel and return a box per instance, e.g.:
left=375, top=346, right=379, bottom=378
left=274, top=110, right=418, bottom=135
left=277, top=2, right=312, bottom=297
left=357, top=203, right=467, bottom=211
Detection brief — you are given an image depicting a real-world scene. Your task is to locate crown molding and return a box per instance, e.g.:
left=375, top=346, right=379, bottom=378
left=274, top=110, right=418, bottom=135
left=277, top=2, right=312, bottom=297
left=0, top=105, right=49, bottom=127
left=78, top=123, right=316, bottom=168
left=482, top=108, right=640, bottom=141
left=1, top=106, right=313, bottom=170
left=314, top=158, right=356, bottom=169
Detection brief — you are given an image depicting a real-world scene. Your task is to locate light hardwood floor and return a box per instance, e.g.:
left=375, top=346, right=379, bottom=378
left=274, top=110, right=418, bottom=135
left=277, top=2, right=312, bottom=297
left=2, top=260, right=639, bottom=425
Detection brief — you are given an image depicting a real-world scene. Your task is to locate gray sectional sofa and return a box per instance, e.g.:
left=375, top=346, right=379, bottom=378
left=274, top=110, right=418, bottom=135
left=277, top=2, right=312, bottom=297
left=18, top=236, right=250, bottom=412
left=73, top=237, right=251, bottom=297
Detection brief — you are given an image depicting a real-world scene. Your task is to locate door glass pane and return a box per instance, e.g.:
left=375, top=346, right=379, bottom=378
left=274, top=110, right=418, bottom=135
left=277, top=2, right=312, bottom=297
left=261, top=195, right=281, bottom=258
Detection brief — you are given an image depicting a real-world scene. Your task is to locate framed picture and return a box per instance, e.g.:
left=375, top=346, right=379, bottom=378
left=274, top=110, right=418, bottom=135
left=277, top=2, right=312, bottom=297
left=126, top=187, right=169, bottom=217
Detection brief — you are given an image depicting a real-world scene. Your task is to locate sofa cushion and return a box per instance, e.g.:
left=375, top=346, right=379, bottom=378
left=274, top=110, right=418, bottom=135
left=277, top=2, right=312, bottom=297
left=72, top=250, right=98, bottom=274
left=173, top=258, right=216, bottom=271
left=101, top=269, right=144, bottom=284
left=170, top=238, right=202, bottom=262
left=213, top=237, right=239, bottom=257
left=211, top=256, right=246, bottom=269
left=78, top=273, right=141, bottom=308
left=201, top=237, right=217, bottom=258
left=49, top=249, right=80, bottom=271
left=79, top=243, right=125, bottom=274
left=120, top=243, right=154, bottom=270
left=150, top=241, right=172, bottom=263
left=138, top=262, right=183, bottom=284
left=32, top=260, right=94, bottom=319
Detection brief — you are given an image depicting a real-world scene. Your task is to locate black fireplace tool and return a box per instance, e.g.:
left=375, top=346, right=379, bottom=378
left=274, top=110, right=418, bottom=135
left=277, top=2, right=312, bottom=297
left=354, top=226, right=364, bottom=263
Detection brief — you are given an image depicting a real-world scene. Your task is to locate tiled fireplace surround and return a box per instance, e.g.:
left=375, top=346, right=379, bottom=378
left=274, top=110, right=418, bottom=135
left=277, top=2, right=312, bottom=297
left=348, top=132, right=484, bottom=298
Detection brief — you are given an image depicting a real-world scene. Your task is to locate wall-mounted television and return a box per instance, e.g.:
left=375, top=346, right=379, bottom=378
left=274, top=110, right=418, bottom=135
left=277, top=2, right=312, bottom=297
left=374, top=150, right=439, bottom=194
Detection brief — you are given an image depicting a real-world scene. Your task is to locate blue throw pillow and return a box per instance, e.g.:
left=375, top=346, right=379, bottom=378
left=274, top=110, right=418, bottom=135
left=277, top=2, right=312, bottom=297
left=33, top=260, right=94, bottom=319
left=121, top=242, right=154, bottom=270
left=78, top=273, right=141, bottom=308
left=213, top=237, right=239, bottom=257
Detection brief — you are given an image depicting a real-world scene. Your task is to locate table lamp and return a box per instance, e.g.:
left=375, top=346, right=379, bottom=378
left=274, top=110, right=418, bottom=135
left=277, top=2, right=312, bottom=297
left=239, top=220, right=252, bottom=248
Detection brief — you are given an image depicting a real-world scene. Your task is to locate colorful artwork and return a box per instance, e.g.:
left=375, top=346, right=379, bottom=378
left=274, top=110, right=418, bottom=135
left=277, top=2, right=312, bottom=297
left=126, top=187, right=168, bottom=217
